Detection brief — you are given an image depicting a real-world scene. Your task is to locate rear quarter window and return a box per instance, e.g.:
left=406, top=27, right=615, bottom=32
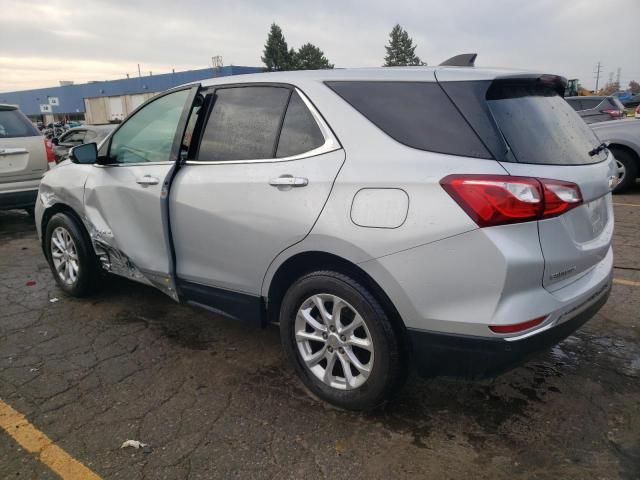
left=0, top=108, right=39, bottom=138
left=326, top=81, right=491, bottom=159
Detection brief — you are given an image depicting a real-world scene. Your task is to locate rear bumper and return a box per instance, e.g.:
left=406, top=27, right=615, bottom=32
left=0, top=189, right=38, bottom=210
left=408, top=280, right=611, bottom=378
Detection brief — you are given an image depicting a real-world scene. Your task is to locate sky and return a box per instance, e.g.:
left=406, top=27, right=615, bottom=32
left=0, top=0, right=638, bottom=93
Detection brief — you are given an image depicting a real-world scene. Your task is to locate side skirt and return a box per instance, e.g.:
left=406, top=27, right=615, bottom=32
left=176, top=279, right=267, bottom=327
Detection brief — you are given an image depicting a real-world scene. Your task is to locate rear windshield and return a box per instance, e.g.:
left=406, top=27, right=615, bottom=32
left=326, top=81, right=491, bottom=159
left=486, top=84, right=607, bottom=165
left=0, top=108, right=39, bottom=138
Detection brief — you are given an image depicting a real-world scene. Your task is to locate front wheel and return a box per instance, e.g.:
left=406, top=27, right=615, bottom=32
left=280, top=270, right=405, bottom=411
left=45, top=213, right=102, bottom=296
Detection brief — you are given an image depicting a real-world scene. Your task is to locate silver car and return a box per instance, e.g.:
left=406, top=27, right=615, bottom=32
left=35, top=67, right=615, bottom=410
left=1, top=104, right=54, bottom=214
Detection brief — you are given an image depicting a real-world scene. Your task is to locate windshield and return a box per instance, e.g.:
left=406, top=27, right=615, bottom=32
left=487, top=85, right=607, bottom=165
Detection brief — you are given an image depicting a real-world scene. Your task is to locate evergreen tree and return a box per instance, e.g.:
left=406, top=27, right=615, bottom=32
left=293, top=43, right=334, bottom=70
left=262, top=23, right=293, bottom=71
left=384, top=24, right=423, bottom=66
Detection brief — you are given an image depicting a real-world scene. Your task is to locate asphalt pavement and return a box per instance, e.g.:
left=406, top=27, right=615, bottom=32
left=1, top=187, right=639, bottom=479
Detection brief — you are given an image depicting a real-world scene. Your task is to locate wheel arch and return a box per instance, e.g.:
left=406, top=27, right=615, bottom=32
left=265, top=250, right=408, bottom=338
left=40, top=203, right=93, bottom=260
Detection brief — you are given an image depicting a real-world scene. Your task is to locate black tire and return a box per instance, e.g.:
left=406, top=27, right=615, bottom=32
left=611, top=148, right=638, bottom=194
left=44, top=213, right=102, bottom=296
left=280, top=270, right=405, bottom=411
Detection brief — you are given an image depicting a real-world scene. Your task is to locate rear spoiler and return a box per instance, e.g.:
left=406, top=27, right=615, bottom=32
left=487, top=74, right=568, bottom=98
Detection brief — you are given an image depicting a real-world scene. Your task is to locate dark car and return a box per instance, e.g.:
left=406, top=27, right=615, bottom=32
left=52, top=125, right=116, bottom=163
left=565, top=96, right=626, bottom=124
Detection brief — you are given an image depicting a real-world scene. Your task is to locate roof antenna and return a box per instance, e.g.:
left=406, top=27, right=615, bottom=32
left=439, top=53, right=477, bottom=67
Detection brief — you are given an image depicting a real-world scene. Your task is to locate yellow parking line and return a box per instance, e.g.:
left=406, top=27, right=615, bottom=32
left=613, top=202, right=640, bottom=207
left=0, top=399, right=101, bottom=480
left=613, top=278, right=640, bottom=287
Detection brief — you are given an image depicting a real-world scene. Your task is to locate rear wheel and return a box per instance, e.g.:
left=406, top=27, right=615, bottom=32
left=45, top=213, right=102, bottom=296
left=280, top=270, right=405, bottom=411
left=611, top=148, right=638, bottom=193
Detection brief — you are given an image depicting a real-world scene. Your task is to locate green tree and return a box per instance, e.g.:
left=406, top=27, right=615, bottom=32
left=262, top=23, right=293, bottom=71
left=629, top=80, right=640, bottom=94
left=384, top=24, right=423, bottom=66
left=292, top=43, right=334, bottom=70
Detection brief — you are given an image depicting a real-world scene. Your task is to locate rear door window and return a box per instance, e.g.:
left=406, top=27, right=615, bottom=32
left=0, top=108, right=39, bottom=138
left=276, top=91, right=324, bottom=158
left=326, top=81, right=491, bottom=159
left=581, top=98, right=602, bottom=110
left=486, top=84, right=607, bottom=165
left=565, top=99, right=582, bottom=111
left=197, top=86, right=290, bottom=161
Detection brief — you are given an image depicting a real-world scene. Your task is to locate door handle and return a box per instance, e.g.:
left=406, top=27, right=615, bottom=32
left=269, top=175, right=308, bottom=187
left=136, top=175, right=159, bottom=187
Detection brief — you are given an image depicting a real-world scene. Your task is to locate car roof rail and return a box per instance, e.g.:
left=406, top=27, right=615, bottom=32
left=439, top=53, right=477, bottom=67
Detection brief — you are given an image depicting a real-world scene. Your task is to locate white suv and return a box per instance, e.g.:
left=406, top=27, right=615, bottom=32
left=35, top=67, right=615, bottom=410
left=0, top=105, right=54, bottom=214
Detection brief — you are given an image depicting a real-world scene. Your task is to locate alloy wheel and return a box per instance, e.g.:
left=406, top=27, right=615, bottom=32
left=616, top=159, right=626, bottom=184
left=50, top=226, right=80, bottom=285
left=295, top=294, right=374, bottom=390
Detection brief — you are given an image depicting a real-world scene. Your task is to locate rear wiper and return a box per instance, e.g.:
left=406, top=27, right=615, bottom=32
left=588, top=142, right=608, bottom=157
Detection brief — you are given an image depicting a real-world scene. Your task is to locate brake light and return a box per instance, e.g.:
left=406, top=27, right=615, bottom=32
left=601, top=108, right=623, bottom=118
left=440, top=175, right=582, bottom=227
left=489, top=316, right=546, bottom=334
left=44, top=138, right=56, bottom=168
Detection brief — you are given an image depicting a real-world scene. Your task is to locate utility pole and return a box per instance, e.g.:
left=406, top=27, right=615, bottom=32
left=137, top=64, right=141, bottom=78
left=615, top=68, right=621, bottom=90
left=594, top=61, right=602, bottom=92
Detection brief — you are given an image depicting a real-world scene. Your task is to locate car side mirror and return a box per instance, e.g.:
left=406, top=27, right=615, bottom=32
left=69, top=142, right=98, bottom=164
left=51, top=137, right=59, bottom=145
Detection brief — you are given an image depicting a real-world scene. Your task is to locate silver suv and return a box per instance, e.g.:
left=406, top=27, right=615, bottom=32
left=1, top=104, right=54, bottom=214
left=35, top=68, right=615, bottom=410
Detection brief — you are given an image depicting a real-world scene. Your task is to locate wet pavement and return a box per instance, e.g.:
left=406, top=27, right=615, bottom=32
left=1, top=186, right=639, bottom=479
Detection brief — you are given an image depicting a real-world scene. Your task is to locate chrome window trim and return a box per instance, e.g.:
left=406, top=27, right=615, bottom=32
left=185, top=87, right=341, bottom=166
left=93, top=161, right=174, bottom=168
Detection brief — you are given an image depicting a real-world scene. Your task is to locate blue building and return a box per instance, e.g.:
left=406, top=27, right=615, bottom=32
left=0, top=66, right=262, bottom=123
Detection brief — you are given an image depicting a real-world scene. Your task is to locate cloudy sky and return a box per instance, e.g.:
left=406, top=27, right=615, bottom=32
left=0, top=0, right=638, bottom=93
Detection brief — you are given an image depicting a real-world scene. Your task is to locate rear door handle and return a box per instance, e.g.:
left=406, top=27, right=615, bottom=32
left=269, top=175, right=308, bottom=187
left=136, top=175, right=159, bottom=187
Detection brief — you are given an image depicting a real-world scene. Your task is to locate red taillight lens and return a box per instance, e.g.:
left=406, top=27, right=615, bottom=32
left=441, top=175, right=582, bottom=227
left=601, top=108, right=623, bottom=117
left=44, top=138, right=55, bottom=167
left=489, top=316, right=547, bottom=334
left=541, top=179, right=583, bottom=217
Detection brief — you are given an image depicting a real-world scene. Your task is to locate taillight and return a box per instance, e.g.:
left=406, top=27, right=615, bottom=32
left=489, top=316, right=547, bottom=334
left=601, top=108, right=623, bottom=118
left=440, top=174, right=582, bottom=227
left=44, top=138, right=56, bottom=168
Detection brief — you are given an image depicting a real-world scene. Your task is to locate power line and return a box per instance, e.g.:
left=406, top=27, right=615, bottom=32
left=594, top=61, right=602, bottom=91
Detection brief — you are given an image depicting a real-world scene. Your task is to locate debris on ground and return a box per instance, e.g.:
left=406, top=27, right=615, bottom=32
left=49, top=298, right=59, bottom=303
left=120, top=440, right=149, bottom=450
left=25, top=281, right=36, bottom=286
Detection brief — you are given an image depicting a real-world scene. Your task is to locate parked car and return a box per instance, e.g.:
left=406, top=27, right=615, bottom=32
left=35, top=68, right=616, bottom=410
left=591, top=119, right=640, bottom=193
left=565, top=95, right=626, bottom=123
left=0, top=104, right=55, bottom=214
left=52, top=125, right=116, bottom=163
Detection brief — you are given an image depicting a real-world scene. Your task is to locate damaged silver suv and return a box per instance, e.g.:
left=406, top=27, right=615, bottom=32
left=36, top=65, right=615, bottom=410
